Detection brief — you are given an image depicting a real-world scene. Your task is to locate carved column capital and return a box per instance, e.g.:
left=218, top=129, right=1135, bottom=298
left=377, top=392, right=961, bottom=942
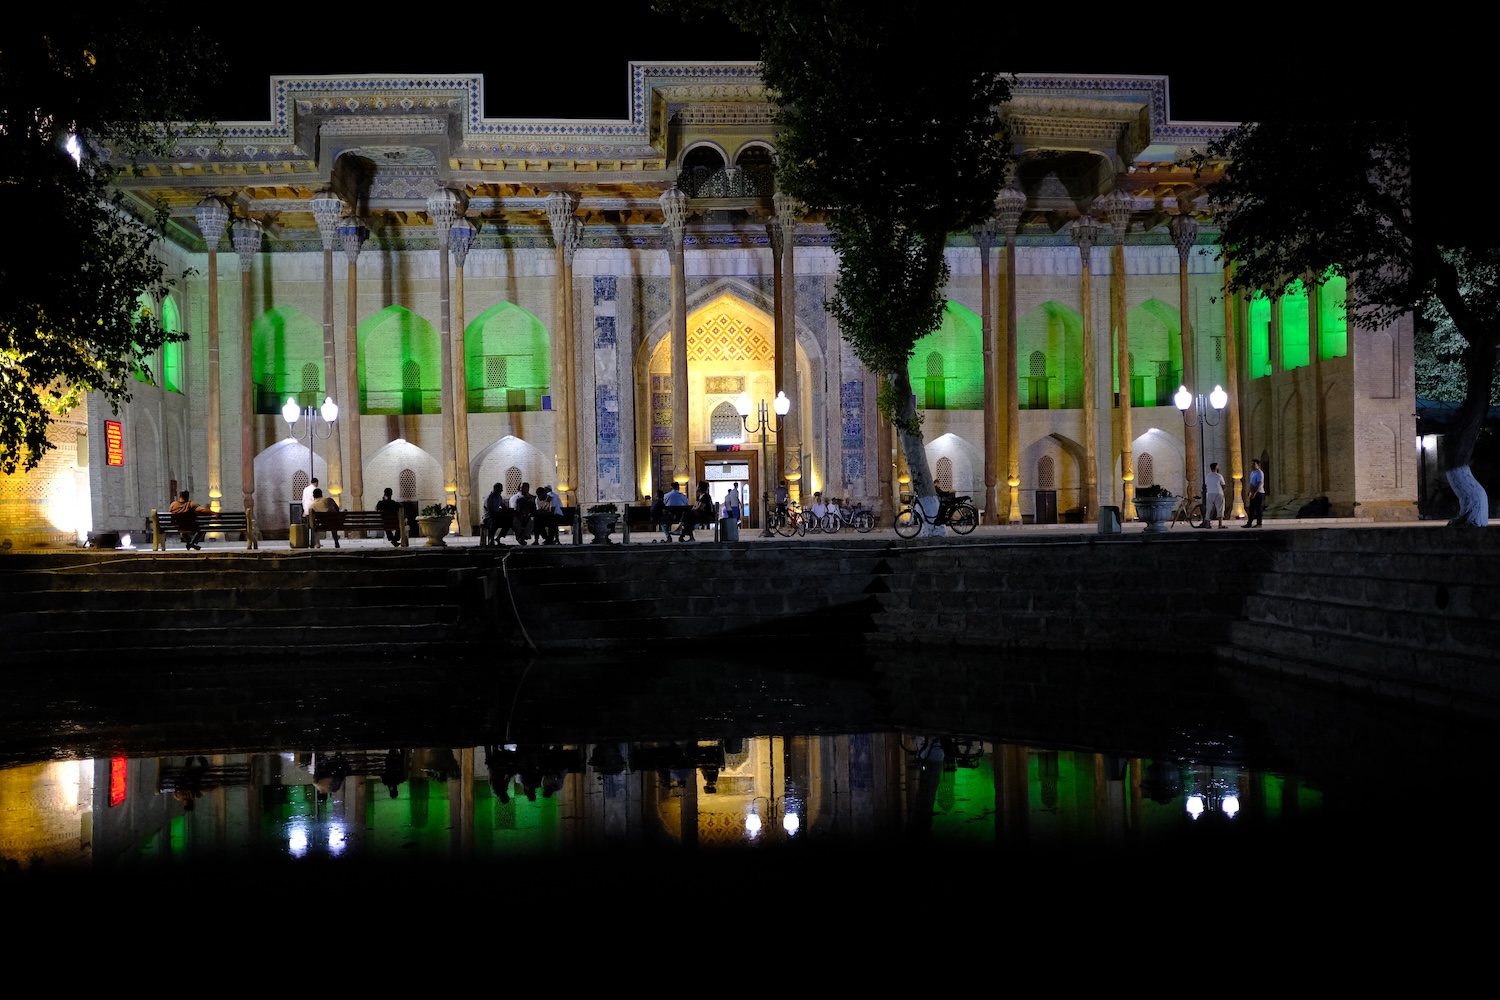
left=194, top=196, right=230, bottom=251
left=659, top=187, right=688, bottom=246
left=1168, top=212, right=1199, bottom=263
left=766, top=217, right=783, bottom=257
left=310, top=188, right=346, bottom=252
left=773, top=191, right=803, bottom=235
left=561, top=217, right=582, bottom=267
left=450, top=217, right=476, bottom=268
left=1098, top=185, right=1133, bottom=243
left=994, top=184, right=1027, bottom=241
left=231, top=218, right=262, bottom=271
left=426, top=187, right=462, bottom=248
left=545, top=191, right=579, bottom=247
left=971, top=218, right=997, bottom=251
left=1070, top=214, right=1100, bottom=257
left=338, top=216, right=369, bottom=263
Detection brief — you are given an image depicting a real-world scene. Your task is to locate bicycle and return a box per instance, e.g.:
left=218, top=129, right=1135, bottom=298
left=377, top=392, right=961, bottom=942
left=829, top=498, right=877, bottom=533
left=1170, top=494, right=1205, bottom=529
left=775, top=501, right=808, bottom=537
left=893, top=491, right=979, bottom=538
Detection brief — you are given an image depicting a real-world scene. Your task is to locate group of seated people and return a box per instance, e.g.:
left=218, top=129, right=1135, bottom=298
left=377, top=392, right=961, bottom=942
left=651, top=481, right=718, bottom=542
left=481, top=481, right=565, bottom=546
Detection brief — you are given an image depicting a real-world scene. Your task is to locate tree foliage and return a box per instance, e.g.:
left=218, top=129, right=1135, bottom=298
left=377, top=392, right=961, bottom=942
left=1194, top=119, right=1500, bottom=524
left=0, top=14, right=220, bottom=474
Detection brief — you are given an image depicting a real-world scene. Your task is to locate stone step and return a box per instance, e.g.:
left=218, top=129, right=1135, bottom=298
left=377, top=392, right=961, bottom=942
left=9, top=603, right=458, bottom=633
left=3, top=585, right=459, bottom=613
left=1242, top=594, right=1496, bottom=660
left=9, top=621, right=469, bottom=655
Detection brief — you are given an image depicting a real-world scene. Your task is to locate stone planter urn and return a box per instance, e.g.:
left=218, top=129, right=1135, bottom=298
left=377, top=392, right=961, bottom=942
left=1133, top=495, right=1176, bottom=534
left=584, top=512, right=618, bottom=544
left=416, top=515, right=451, bottom=547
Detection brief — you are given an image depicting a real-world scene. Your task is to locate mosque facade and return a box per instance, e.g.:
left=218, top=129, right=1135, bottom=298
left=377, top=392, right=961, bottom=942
left=0, top=64, right=1416, bottom=545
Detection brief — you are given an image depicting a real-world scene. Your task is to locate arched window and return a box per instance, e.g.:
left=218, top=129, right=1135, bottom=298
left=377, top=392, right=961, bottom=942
left=1027, top=350, right=1050, bottom=410
left=1138, top=452, right=1155, bottom=488
left=505, top=466, right=523, bottom=495
left=292, top=470, right=309, bottom=502
left=710, top=401, right=744, bottom=444
left=162, top=295, right=183, bottom=393
left=735, top=145, right=775, bottom=196
left=935, top=457, right=953, bottom=492
left=399, top=468, right=417, bottom=500
left=924, top=351, right=946, bottom=409
left=301, top=362, right=321, bottom=404
left=1037, top=455, right=1055, bottom=490
left=682, top=146, right=728, bottom=197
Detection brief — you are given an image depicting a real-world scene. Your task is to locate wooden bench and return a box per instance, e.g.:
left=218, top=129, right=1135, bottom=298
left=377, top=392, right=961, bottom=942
left=308, top=509, right=409, bottom=548
left=151, top=509, right=256, bottom=551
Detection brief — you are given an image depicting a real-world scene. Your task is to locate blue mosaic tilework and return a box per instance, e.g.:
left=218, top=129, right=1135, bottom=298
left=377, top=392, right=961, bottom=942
left=840, top=380, right=865, bottom=481
left=595, top=315, right=616, bottom=347
left=596, top=385, right=620, bottom=489
left=594, top=276, right=617, bottom=305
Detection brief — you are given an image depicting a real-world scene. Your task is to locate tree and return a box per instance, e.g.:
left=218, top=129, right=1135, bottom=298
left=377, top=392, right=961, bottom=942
left=0, top=14, right=220, bottom=474
left=1195, top=119, right=1500, bottom=526
left=660, top=3, right=1012, bottom=509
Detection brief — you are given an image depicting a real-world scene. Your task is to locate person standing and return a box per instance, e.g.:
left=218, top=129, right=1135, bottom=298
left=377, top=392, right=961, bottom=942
left=376, top=486, right=403, bottom=547
left=302, top=477, right=320, bottom=519
left=513, top=483, right=536, bottom=545
left=1205, top=462, right=1227, bottom=529
left=1244, top=459, right=1265, bottom=528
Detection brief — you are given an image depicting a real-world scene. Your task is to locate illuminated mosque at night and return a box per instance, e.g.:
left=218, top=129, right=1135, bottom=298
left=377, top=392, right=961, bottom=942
left=0, top=64, right=1417, bottom=545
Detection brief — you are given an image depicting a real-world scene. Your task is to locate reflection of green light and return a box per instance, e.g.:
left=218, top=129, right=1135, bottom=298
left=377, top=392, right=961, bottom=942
left=930, top=750, right=995, bottom=843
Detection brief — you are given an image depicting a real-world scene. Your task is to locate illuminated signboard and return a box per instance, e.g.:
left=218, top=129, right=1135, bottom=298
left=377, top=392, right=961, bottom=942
left=110, top=756, right=127, bottom=807
left=105, top=420, right=124, bottom=466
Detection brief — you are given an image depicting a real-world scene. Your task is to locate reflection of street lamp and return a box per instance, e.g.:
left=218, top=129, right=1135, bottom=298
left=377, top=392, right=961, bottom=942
left=1174, top=384, right=1228, bottom=526
left=736, top=390, right=790, bottom=537
left=284, top=395, right=339, bottom=503
left=1184, top=765, right=1241, bottom=821
left=745, top=794, right=801, bottom=839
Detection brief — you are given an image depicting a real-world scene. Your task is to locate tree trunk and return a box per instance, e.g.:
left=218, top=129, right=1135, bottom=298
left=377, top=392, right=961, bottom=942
left=1444, top=341, right=1494, bottom=526
left=888, top=368, right=942, bottom=535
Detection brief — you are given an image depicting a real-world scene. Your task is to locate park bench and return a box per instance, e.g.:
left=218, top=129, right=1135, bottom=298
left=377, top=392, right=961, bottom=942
left=151, top=508, right=256, bottom=551
left=308, top=508, right=409, bottom=548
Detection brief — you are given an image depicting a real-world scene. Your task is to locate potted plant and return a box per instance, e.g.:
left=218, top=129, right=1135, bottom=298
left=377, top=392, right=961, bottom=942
left=584, top=503, right=619, bottom=545
left=1132, top=485, right=1176, bottom=534
left=417, top=502, right=456, bottom=546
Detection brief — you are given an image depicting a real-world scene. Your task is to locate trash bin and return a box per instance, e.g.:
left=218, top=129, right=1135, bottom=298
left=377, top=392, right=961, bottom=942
left=289, top=523, right=310, bottom=548
left=720, top=516, right=741, bottom=542
left=1098, top=505, right=1121, bottom=534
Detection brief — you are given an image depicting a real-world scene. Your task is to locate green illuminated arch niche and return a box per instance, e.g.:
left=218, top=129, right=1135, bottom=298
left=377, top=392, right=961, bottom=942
left=161, top=295, right=184, bottom=393
left=252, top=305, right=323, bottom=413
left=1016, top=301, right=1081, bottom=409
left=1124, top=299, right=1182, bottom=406
left=360, top=305, right=442, bottom=415
left=463, top=301, right=551, bottom=413
left=907, top=302, right=982, bottom=410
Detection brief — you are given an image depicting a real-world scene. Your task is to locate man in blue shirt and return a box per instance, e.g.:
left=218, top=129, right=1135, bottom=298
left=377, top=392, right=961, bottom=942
left=663, top=484, right=691, bottom=541
left=1244, top=459, right=1265, bottom=528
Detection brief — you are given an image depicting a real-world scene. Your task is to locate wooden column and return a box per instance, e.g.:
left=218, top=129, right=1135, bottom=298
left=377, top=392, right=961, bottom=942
left=193, top=198, right=229, bottom=512
left=427, top=189, right=460, bottom=525
left=231, top=218, right=262, bottom=544
left=1170, top=208, right=1200, bottom=499
left=974, top=221, right=999, bottom=523
left=451, top=218, right=476, bottom=532
left=310, top=189, right=345, bottom=499
left=1223, top=266, right=1246, bottom=519
left=339, top=218, right=368, bottom=513
left=995, top=185, right=1026, bottom=525
left=1072, top=215, right=1100, bottom=521
left=774, top=193, right=804, bottom=499
left=660, top=188, right=690, bottom=486
left=1102, top=186, right=1135, bottom=520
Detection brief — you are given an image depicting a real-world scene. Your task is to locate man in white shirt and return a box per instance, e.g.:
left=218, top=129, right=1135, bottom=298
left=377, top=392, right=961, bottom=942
left=302, top=477, right=320, bottom=518
left=1205, top=462, right=1226, bottom=529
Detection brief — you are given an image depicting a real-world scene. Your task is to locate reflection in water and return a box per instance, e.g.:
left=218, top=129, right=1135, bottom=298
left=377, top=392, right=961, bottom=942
left=0, top=736, right=1319, bottom=872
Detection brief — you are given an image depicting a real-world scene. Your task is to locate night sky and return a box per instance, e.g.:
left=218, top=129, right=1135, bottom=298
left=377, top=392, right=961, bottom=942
left=192, top=6, right=1446, bottom=127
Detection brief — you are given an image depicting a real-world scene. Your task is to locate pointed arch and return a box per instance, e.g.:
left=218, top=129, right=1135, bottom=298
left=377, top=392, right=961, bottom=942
left=161, top=294, right=184, bottom=393
left=1017, top=301, right=1081, bottom=409
left=360, top=305, right=441, bottom=415
left=253, top=304, right=324, bottom=413
left=908, top=301, right=982, bottom=410
left=464, top=301, right=551, bottom=413
left=1128, top=298, right=1183, bottom=406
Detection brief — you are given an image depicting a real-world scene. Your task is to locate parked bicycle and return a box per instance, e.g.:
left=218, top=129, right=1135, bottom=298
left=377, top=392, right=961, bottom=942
left=893, top=489, right=979, bottom=538
left=828, top=497, right=877, bottom=533
left=774, top=501, right=808, bottom=537
left=1170, top=494, right=1206, bottom=529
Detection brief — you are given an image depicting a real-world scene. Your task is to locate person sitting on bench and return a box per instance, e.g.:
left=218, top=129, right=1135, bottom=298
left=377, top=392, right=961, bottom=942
left=169, top=490, right=213, bottom=550
left=309, top=489, right=341, bottom=548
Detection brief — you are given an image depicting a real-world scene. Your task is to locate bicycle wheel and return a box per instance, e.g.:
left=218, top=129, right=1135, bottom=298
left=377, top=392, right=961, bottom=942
left=776, top=514, right=798, bottom=537
left=821, top=513, right=839, bottom=533
left=949, top=503, right=978, bottom=534
left=853, top=511, right=876, bottom=533
left=1188, top=497, right=1205, bottom=529
left=796, top=515, right=808, bottom=537
left=894, top=507, right=921, bottom=538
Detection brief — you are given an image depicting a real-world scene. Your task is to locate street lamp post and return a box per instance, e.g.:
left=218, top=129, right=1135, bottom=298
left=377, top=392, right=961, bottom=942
left=1174, top=384, right=1228, bottom=526
left=735, top=390, right=790, bottom=537
left=284, top=395, right=340, bottom=513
